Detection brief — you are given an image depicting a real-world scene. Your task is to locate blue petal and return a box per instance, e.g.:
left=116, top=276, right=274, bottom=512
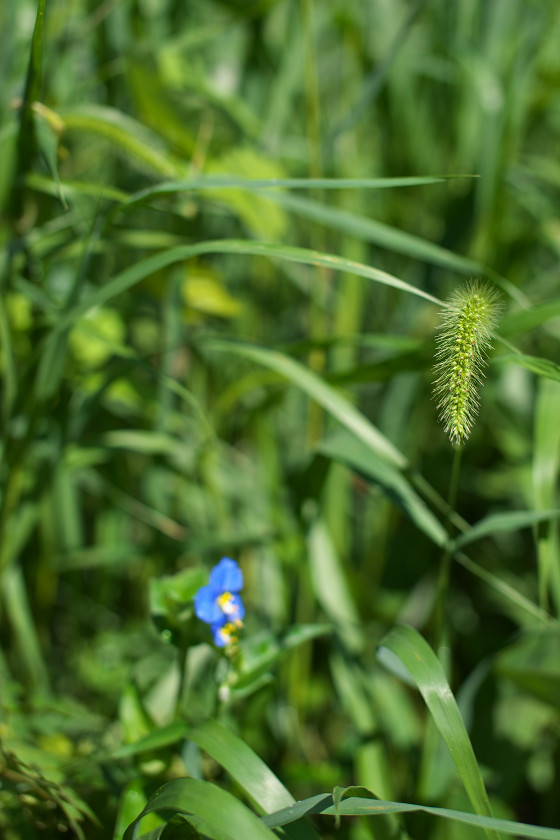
left=209, top=557, right=243, bottom=593
left=211, top=622, right=231, bottom=647
left=228, top=593, right=245, bottom=621
left=194, top=584, right=222, bottom=624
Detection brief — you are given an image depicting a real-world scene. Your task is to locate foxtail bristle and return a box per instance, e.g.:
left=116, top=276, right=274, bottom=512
left=433, top=281, right=502, bottom=445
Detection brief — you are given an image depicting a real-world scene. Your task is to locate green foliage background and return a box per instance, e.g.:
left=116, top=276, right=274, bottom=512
left=1, top=1, right=559, bottom=838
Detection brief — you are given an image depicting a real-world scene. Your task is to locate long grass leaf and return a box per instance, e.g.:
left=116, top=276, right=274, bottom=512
left=308, top=518, right=364, bottom=652
left=117, top=175, right=469, bottom=211
left=61, top=105, right=182, bottom=177
left=497, top=353, right=560, bottom=384
left=206, top=339, right=408, bottom=469
left=263, top=794, right=560, bottom=840
left=10, top=0, right=46, bottom=219
left=451, top=509, right=560, bottom=552
left=378, top=625, right=498, bottom=840
left=500, top=300, right=560, bottom=338
left=54, top=241, right=440, bottom=338
left=2, top=566, right=50, bottom=694
left=262, top=192, right=482, bottom=275
left=123, top=778, right=278, bottom=840
left=533, top=381, right=560, bottom=610
left=318, top=432, right=448, bottom=548
left=188, top=721, right=319, bottom=840
left=454, top=553, right=551, bottom=625
left=0, top=295, right=16, bottom=422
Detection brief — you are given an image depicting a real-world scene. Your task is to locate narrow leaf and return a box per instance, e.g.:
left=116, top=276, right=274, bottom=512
left=123, top=778, right=277, bottom=840
left=377, top=625, right=497, bottom=840
left=264, top=794, right=560, bottom=840
left=498, top=353, right=560, bottom=384
left=499, top=301, right=560, bottom=338
left=206, top=340, right=408, bottom=469
left=263, top=191, right=483, bottom=275
left=188, top=721, right=318, bottom=840
left=451, top=509, right=560, bottom=552
left=318, top=431, right=448, bottom=548
left=55, top=240, right=441, bottom=339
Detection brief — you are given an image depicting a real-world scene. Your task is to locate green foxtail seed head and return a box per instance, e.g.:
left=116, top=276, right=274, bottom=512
left=433, top=281, right=501, bottom=446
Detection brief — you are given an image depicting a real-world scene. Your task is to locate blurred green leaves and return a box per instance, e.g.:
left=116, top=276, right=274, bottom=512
left=1, top=1, right=560, bottom=838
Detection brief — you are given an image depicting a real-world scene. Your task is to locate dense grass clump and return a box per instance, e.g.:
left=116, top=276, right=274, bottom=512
left=1, top=2, right=560, bottom=839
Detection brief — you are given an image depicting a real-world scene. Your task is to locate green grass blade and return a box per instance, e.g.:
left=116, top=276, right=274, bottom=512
left=533, top=380, right=560, bottom=611
left=497, top=353, right=560, bottom=384
left=495, top=627, right=560, bottom=706
left=114, top=177, right=480, bottom=274
left=23, top=0, right=46, bottom=106
left=262, top=191, right=482, bottom=275
left=2, top=565, right=50, bottom=694
left=318, top=431, right=448, bottom=548
left=454, top=553, right=552, bottom=625
left=26, top=172, right=128, bottom=203
left=0, top=294, right=17, bottom=422
left=377, top=625, right=498, bottom=840
left=188, top=721, right=294, bottom=811
left=206, top=339, right=408, bottom=469
left=188, top=721, right=318, bottom=840
left=116, top=175, right=470, bottom=212
left=123, top=778, right=278, bottom=840
left=54, top=241, right=441, bottom=338
left=499, top=300, right=560, bottom=338
left=308, top=517, right=364, bottom=653
left=61, top=105, right=182, bottom=177
left=451, top=509, right=560, bottom=552
left=113, top=781, right=153, bottom=840
left=112, top=722, right=189, bottom=759
left=10, top=0, right=46, bottom=219
left=263, top=795, right=560, bottom=840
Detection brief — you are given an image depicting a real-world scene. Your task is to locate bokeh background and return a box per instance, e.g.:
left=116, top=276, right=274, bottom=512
left=1, top=1, right=559, bottom=838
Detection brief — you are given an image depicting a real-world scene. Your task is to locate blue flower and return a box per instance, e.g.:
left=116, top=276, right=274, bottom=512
left=194, top=557, right=244, bottom=647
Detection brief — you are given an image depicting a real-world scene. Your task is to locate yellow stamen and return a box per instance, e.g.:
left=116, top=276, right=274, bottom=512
left=217, top=591, right=236, bottom=615
left=217, top=621, right=242, bottom=646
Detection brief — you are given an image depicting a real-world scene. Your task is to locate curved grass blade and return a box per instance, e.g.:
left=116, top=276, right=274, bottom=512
left=454, top=553, right=551, bottom=625
left=262, top=191, right=482, bottom=275
left=111, top=178, right=480, bottom=275
left=123, top=777, right=278, bottom=840
left=451, top=509, right=560, bottom=552
left=188, top=721, right=294, bottom=812
left=497, top=353, right=560, bottom=384
left=27, top=172, right=128, bottom=203
left=0, top=295, right=16, bottom=422
left=318, top=431, right=448, bottom=548
left=377, top=625, right=498, bottom=840
left=206, top=339, right=408, bottom=469
left=114, top=174, right=466, bottom=213
left=332, top=787, right=407, bottom=838
left=263, top=794, right=560, bottom=840
left=112, top=722, right=189, bottom=760
left=500, top=300, right=560, bottom=339
left=308, top=518, right=364, bottom=653
left=533, top=380, right=560, bottom=611
left=61, top=105, right=182, bottom=177
left=188, top=721, right=319, bottom=840
left=53, top=240, right=441, bottom=339
left=10, top=0, right=46, bottom=220
left=495, top=627, right=560, bottom=706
